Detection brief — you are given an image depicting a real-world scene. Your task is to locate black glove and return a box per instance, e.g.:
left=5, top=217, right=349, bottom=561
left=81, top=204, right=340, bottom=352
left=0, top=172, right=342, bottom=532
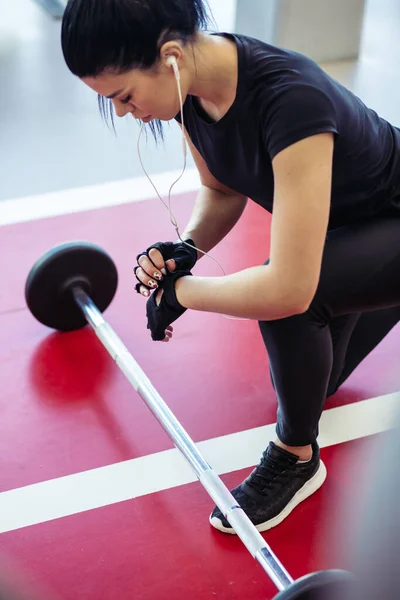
left=135, top=239, right=197, bottom=294
left=146, top=269, right=192, bottom=341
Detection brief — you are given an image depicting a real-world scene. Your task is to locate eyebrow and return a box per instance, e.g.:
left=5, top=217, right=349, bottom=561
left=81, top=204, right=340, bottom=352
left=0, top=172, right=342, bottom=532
left=106, top=89, right=124, bottom=99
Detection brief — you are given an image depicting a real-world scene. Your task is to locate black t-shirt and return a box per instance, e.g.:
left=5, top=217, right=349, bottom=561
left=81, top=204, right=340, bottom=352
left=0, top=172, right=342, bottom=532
left=175, top=33, right=400, bottom=229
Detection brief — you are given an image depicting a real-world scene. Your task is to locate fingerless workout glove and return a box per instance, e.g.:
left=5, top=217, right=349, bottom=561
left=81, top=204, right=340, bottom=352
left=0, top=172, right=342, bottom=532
left=137, top=239, right=197, bottom=273
left=146, top=270, right=192, bottom=341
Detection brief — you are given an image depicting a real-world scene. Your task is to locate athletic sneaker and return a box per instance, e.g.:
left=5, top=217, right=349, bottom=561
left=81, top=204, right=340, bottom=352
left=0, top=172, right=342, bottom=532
left=209, top=441, right=327, bottom=534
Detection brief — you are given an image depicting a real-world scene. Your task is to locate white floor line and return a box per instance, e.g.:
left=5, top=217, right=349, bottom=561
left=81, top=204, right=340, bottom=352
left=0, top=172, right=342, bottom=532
left=0, top=168, right=201, bottom=227
left=0, top=392, right=399, bottom=534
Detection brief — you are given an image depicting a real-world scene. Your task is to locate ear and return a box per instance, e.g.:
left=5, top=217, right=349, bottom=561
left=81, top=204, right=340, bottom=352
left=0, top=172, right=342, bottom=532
left=159, top=40, right=184, bottom=70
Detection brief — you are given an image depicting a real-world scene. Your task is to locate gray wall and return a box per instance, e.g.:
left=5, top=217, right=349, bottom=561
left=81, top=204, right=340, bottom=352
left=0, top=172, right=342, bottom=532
left=235, top=0, right=367, bottom=62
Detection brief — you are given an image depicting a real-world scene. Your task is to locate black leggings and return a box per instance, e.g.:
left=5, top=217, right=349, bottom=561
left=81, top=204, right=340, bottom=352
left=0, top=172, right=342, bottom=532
left=259, top=213, right=400, bottom=446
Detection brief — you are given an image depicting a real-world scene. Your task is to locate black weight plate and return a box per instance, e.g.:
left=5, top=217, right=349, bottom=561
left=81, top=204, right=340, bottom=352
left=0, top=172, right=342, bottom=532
left=272, top=570, right=356, bottom=600
left=25, top=241, right=118, bottom=331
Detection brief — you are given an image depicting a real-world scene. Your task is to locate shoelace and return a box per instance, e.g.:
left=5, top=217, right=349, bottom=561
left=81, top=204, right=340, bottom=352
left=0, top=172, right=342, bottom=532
left=247, top=449, right=295, bottom=493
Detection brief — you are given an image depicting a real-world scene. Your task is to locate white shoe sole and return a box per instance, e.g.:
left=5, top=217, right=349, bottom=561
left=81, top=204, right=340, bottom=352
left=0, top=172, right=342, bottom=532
left=209, top=460, right=327, bottom=535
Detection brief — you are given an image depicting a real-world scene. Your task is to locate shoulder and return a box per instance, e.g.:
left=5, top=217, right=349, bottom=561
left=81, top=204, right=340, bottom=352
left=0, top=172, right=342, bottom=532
left=230, top=32, right=326, bottom=86
left=230, top=33, right=338, bottom=118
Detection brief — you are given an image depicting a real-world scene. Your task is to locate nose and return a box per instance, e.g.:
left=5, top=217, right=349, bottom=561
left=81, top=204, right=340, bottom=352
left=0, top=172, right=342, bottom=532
left=112, top=99, right=132, bottom=119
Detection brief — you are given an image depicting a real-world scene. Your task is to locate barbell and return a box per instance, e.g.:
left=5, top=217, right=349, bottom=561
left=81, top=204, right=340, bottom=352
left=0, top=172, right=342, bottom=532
left=24, top=241, right=357, bottom=599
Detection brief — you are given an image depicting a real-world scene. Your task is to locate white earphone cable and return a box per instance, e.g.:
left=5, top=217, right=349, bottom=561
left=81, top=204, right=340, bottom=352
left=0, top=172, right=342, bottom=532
left=136, top=59, right=249, bottom=322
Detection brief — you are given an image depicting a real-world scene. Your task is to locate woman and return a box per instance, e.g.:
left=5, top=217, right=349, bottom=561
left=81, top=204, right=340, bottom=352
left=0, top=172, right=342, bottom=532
left=61, top=0, right=400, bottom=534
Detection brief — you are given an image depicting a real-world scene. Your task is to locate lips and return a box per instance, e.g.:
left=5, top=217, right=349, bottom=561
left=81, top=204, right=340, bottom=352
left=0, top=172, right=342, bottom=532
left=141, top=115, right=152, bottom=123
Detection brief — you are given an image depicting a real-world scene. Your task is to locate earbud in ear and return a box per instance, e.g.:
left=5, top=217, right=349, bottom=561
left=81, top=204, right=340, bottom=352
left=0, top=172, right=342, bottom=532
left=166, top=56, right=180, bottom=81
left=166, top=56, right=177, bottom=68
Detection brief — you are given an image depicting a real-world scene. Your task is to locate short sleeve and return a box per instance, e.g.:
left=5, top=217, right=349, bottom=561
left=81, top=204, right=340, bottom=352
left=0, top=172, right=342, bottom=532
left=263, top=83, right=339, bottom=160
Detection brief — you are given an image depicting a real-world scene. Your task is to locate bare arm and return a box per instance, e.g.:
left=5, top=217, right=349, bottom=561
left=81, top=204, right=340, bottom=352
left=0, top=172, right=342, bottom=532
left=180, top=186, right=248, bottom=260
left=175, top=133, right=334, bottom=320
left=136, top=126, right=247, bottom=304
left=179, top=127, right=248, bottom=259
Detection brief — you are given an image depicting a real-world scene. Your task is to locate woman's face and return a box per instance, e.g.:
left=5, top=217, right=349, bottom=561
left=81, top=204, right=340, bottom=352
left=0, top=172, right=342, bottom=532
left=83, top=61, right=186, bottom=123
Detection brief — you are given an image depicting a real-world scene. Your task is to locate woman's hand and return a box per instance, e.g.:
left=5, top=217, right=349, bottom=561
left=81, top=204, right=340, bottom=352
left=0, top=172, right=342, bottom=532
left=145, top=270, right=192, bottom=342
left=134, top=240, right=197, bottom=298
left=154, top=288, right=173, bottom=342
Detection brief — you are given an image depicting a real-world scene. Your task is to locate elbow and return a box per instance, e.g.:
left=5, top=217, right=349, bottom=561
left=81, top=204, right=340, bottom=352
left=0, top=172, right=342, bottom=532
left=259, top=298, right=309, bottom=321
left=275, top=288, right=315, bottom=319
left=279, top=302, right=309, bottom=319
left=291, top=289, right=315, bottom=316
left=291, top=300, right=311, bottom=316
left=257, top=269, right=317, bottom=320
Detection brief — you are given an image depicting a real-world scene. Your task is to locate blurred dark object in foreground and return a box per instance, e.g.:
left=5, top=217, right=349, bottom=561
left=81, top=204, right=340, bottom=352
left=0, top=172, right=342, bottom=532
left=344, top=402, right=400, bottom=600
left=337, top=394, right=400, bottom=600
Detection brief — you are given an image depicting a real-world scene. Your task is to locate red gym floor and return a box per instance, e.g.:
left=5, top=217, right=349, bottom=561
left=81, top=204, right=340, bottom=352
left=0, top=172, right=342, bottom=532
left=1, top=193, right=400, bottom=599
